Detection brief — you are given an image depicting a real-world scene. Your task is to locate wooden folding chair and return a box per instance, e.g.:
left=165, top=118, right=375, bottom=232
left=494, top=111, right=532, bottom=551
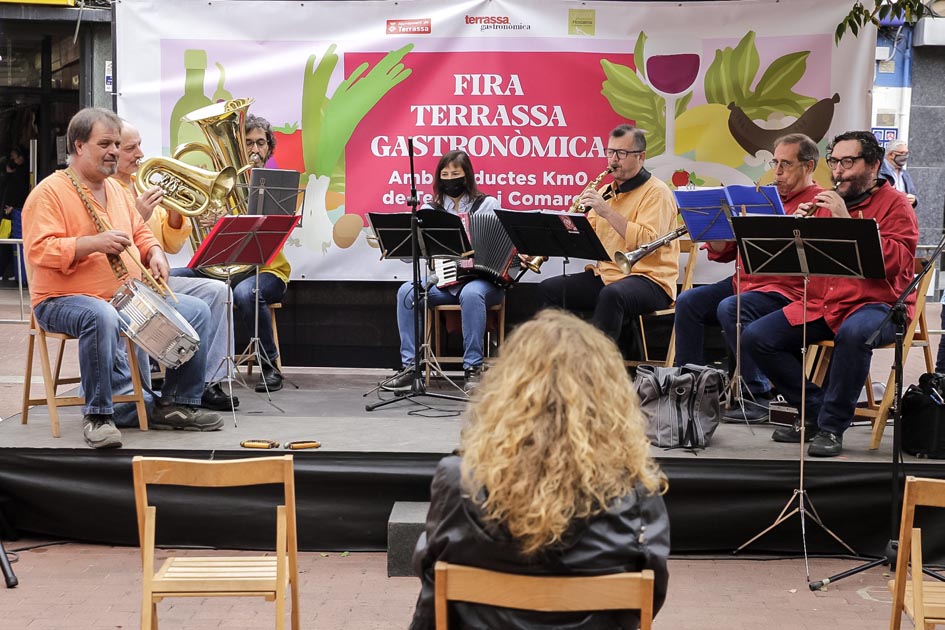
left=21, top=310, right=148, bottom=438
left=434, top=561, right=654, bottom=630
left=425, top=298, right=506, bottom=385
left=627, top=238, right=698, bottom=367
left=807, top=258, right=934, bottom=449
left=889, top=476, right=945, bottom=629
left=132, top=455, right=300, bottom=630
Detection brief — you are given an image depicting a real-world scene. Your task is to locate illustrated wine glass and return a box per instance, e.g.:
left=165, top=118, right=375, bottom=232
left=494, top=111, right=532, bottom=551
left=642, top=40, right=701, bottom=158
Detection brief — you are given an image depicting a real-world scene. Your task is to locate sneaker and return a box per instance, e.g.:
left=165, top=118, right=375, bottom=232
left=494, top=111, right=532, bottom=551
left=771, top=419, right=817, bottom=443
left=721, top=401, right=769, bottom=424
left=808, top=430, right=843, bottom=457
left=151, top=404, right=223, bottom=432
left=464, top=365, right=482, bottom=392
left=381, top=368, right=414, bottom=392
left=82, top=414, right=122, bottom=449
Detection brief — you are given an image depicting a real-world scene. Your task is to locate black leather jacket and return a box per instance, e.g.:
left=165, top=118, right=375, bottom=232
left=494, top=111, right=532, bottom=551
left=409, top=456, right=670, bottom=629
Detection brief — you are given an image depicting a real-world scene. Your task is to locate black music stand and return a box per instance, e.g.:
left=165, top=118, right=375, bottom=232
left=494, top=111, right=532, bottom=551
left=188, top=214, right=300, bottom=413
left=365, top=209, right=472, bottom=411
left=495, top=209, right=610, bottom=300
left=731, top=215, right=885, bottom=581
left=244, top=168, right=305, bottom=217
left=676, top=189, right=784, bottom=421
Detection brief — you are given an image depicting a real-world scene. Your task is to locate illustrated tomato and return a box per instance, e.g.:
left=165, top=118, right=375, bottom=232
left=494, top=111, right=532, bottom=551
left=671, top=170, right=690, bottom=187
left=272, top=123, right=305, bottom=173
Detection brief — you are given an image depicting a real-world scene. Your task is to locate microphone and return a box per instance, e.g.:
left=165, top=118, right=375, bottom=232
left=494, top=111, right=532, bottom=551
left=423, top=274, right=439, bottom=291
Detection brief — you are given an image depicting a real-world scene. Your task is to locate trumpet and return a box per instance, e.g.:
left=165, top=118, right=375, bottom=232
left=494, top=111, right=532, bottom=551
left=614, top=225, right=688, bottom=274
left=520, top=166, right=615, bottom=275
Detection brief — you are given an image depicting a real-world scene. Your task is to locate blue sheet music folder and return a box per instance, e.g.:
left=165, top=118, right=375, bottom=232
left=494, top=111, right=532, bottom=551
left=673, top=185, right=784, bottom=242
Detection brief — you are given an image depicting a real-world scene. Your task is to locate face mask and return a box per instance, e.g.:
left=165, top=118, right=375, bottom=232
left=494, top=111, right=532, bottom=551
left=893, top=154, right=908, bottom=167
left=440, top=176, right=466, bottom=198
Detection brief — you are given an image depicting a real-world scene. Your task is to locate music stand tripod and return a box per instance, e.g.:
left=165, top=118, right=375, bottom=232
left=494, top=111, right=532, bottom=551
left=0, top=538, right=15, bottom=588
left=365, top=208, right=472, bottom=411
left=731, top=215, right=886, bottom=580
left=808, top=234, right=945, bottom=590
left=189, top=214, right=300, bottom=408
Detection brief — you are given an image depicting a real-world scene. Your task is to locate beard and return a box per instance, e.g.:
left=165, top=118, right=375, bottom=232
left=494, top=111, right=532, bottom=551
left=97, top=161, right=118, bottom=177
left=834, top=170, right=875, bottom=202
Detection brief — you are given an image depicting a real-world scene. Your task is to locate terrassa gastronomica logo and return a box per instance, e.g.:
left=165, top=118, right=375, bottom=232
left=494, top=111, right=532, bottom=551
left=465, top=14, right=532, bottom=32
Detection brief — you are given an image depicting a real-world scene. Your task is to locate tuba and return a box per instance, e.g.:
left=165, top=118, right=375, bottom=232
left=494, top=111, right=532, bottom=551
left=519, top=166, right=615, bottom=275
left=135, top=157, right=237, bottom=219
left=171, top=97, right=255, bottom=279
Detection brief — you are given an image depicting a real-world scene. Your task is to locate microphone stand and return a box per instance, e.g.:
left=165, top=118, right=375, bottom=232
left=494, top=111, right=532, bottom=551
left=366, top=139, right=467, bottom=411
left=809, top=232, right=945, bottom=590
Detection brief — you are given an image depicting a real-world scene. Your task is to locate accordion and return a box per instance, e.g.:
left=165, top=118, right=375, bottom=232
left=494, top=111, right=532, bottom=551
left=433, top=209, right=518, bottom=288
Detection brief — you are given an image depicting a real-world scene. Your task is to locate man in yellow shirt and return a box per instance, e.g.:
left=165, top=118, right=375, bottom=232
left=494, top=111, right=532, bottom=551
left=113, top=120, right=238, bottom=411
left=539, top=124, right=678, bottom=344
left=23, top=108, right=223, bottom=448
left=170, top=113, right=289, bottom=392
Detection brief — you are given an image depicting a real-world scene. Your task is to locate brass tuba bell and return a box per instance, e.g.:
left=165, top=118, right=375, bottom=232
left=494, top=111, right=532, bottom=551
left=170, top=97, right=255, bottom=280
left=135, top=157, right=237, bottom=218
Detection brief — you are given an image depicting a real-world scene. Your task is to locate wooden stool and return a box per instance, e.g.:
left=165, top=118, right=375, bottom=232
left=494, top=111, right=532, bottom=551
left=22, top=311, right=149, bottom=437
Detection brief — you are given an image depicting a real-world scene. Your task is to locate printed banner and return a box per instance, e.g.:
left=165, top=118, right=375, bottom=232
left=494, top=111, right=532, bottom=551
left=115, top=0, right=875, bottom=281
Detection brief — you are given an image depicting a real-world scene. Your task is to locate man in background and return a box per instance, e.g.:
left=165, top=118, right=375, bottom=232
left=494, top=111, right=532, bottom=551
left=879, top=139, right=916, bottom=207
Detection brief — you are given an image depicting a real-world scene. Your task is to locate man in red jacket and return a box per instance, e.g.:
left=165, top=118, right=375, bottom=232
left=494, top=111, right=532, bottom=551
left=674, top=133, right=822, bottom=423
left=742, top=130, right=918, bottom=457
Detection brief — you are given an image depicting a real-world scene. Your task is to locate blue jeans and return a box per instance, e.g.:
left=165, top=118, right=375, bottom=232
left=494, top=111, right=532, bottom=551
left=172, top=268, right=286, bottom=365
left=715, top=288, right=791, bottom=396
left=34, top=291, right=212, bottom=424
left=167, top=275, right=233, bottom=383
left=673, top=277, right=734, bottom=365
left=397, top=279, right=503, bottom=370
left=742, top=304, right=895, bottom=435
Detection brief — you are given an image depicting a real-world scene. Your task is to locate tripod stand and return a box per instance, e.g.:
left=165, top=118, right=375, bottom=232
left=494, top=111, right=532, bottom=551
left=809, top=237, right=945, bottom=590
left=0, top=538, right=16, bottom=588
left=731, top=214, right=886, bottom=579
left=365, top=139, right=470, bottom=412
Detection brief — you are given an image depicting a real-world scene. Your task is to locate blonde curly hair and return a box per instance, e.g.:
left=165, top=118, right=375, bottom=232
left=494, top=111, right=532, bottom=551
left=460, top=309, right=666, bottom=556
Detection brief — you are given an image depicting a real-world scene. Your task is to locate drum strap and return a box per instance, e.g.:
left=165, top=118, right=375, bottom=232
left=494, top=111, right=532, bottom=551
left=64, top=168, right=160, bottom=292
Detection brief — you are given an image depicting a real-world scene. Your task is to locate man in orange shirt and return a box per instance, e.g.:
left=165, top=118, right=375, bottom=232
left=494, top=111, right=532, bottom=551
left=23, top=108, right=223, bottom=449
left=539, top=124, right=678, bottom=343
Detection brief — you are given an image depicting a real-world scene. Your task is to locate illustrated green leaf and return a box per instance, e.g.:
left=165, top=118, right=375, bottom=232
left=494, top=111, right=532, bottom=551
left=302, top=46, right=338, bottom=176
left=675, top=91, right=693, bottom=118
left=729, top=32, right=759, bottom=103
left=600, top=59, right=666, bottom=156
left=704, top=32, right=758, bottom=107
left=753, top=51, right=809, bottom=102
left=633, top=31, right=648, bottom=82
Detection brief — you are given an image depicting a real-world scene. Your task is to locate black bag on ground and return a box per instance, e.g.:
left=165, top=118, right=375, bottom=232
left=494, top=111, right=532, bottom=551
left=633, top=364, right=726, bottom=449
left=901, top=372, right=945, bottom=459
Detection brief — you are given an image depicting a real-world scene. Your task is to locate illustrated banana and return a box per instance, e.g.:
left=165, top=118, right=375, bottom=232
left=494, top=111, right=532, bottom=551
left=726, top=93, right=840, bottom=156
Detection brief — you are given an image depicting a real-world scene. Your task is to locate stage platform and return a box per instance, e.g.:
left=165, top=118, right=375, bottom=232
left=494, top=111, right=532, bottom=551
left=1, top=367, right=944, bottom=559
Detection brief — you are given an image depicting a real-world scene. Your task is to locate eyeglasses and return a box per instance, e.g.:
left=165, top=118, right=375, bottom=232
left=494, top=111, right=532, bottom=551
left=605, top=148, right=644, bottom=160
left=825, top=155, right=864, bottom=169
left=767, top=159, right=800, bottom=170
left=246, top=139, right=269, bottom=148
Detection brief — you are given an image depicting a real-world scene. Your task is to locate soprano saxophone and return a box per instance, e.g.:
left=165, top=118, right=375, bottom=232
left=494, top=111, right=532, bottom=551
left=519, top=166, right=615, bottom=275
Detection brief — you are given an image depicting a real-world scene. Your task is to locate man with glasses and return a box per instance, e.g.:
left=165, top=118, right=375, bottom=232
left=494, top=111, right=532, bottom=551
left=677, top=134, right=822, bottom=423
left=741, top=130, right=917, bottom=457
left=879, top=139, right=917, bottom=208
left=539, top=123, right=678, bottom=347
left=171, top=113, right=290, bottom=393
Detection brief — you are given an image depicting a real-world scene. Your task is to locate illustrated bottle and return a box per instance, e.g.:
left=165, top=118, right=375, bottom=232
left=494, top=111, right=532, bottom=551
left=168, top=49, right=213, bottom=166
left=211, top=62, right=234, bottom=102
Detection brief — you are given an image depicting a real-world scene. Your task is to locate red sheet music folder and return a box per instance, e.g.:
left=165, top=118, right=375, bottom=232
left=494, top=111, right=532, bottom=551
left=188, top=214, right=299, bottom=269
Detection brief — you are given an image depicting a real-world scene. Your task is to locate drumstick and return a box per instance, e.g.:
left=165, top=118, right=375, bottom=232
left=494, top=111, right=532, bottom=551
left=99, top=216, right=179, bottom=303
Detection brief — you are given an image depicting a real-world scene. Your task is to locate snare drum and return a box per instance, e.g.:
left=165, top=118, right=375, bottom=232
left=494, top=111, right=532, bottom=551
left=110, top=280, right=200, bottom=369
